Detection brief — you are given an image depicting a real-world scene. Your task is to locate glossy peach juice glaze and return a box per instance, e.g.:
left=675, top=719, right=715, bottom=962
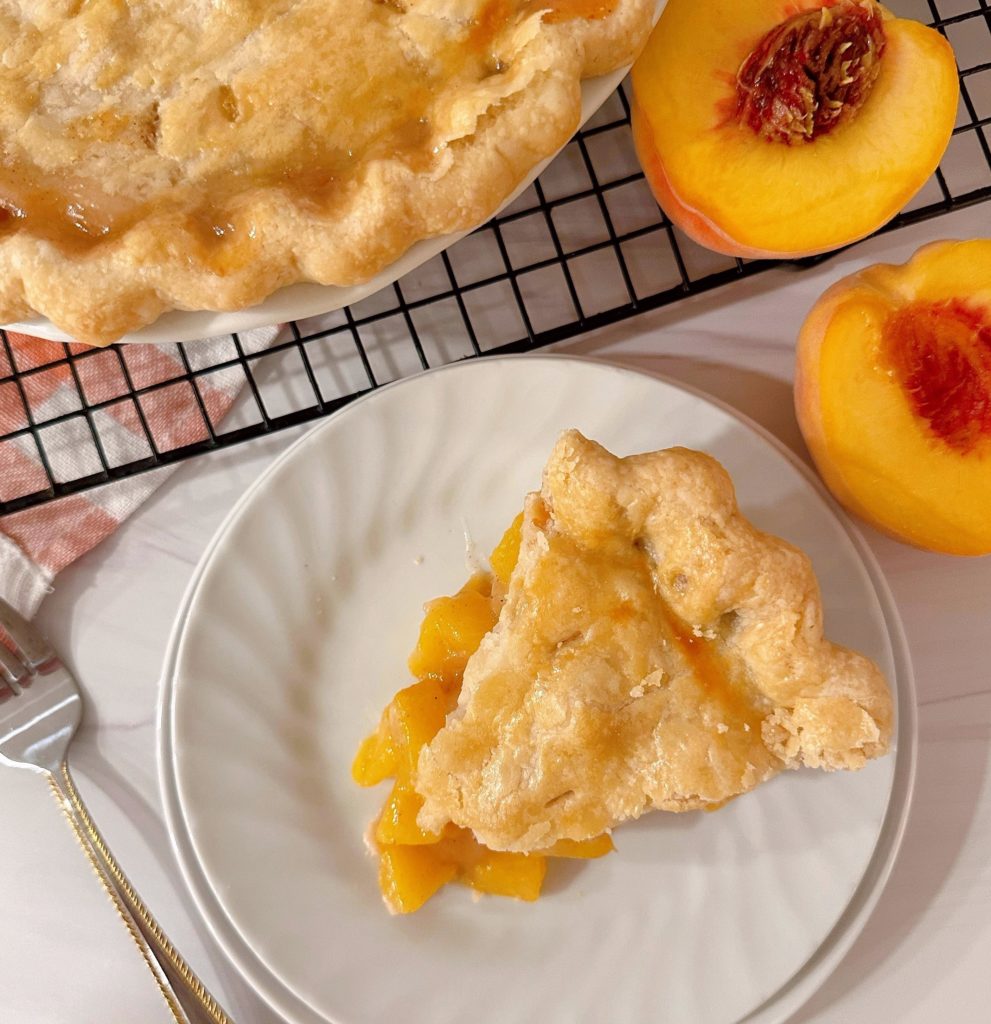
left=352, top=515, right=613, bottom=914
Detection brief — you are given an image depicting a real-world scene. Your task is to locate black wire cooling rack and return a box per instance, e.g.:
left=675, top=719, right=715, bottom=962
left=1, top=0, right=990, bottom=516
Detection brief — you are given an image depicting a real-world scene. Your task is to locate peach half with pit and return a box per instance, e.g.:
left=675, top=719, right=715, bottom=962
left=795, top=239, right=991, bottom=556
left=630, top=0, right=959, bottom=259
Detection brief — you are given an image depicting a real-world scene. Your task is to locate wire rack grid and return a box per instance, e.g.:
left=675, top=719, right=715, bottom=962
left=1, top=0, right=990, bottom=517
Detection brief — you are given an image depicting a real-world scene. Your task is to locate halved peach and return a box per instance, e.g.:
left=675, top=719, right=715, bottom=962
left=795, top=239, right=991, bottom=555
left=631, top=0, right=958, bottom=258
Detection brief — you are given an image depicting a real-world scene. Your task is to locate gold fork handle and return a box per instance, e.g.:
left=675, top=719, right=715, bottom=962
left=48, top=763, right=234, bottom=1024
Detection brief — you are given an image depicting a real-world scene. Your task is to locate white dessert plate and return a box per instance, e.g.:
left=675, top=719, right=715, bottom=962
left=159, top=354, right=915, bottom=1024
left=5, top=3, right=666, bottom=346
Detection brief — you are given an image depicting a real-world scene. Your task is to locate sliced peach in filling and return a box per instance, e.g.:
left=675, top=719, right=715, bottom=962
left=630, top=0, right=958, bottom=258
left=463, top=850, right=547, bottom=901
left=375, top=782, right=441, bottom=846
left=794, top=238, right=991, bottom=555
left=378, top=845, right=457, bottom=916
left=351, top=711, right=397, bottom=787
left=406, top=576, right=499, bottom=689
left=353, top=516, right=614, bottom=913
left=489, top=510, right=524, bottom=588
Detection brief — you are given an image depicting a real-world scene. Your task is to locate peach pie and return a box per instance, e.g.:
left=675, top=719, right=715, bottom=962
left=0, top=0, right=653, bottom=343
left=356, top=430, right=893, bottom=912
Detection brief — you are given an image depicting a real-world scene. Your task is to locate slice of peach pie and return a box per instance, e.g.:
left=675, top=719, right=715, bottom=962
left=354, top=430, right=893, bottom=912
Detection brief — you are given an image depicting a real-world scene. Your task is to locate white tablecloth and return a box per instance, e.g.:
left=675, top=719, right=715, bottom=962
left=2, top=205, right=990, bottom=1023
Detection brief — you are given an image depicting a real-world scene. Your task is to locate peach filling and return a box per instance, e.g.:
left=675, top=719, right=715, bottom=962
left=882, top=300, right=991, bottom=454
left=736, top=0, right=886, bottom=143
left=352, top=515, right=614, bottom=915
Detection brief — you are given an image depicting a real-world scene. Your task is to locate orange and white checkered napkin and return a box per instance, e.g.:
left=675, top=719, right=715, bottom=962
left=0, top=326, right=279, bottom=616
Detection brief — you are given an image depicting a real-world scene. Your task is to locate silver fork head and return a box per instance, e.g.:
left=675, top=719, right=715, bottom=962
left=0, top=598, right=81, bottom=775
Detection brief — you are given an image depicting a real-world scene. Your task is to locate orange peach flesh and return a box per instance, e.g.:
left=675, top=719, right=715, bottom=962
left=630, top=0, right=959, bottom=259
left=795, top=239, right=991, bottom=556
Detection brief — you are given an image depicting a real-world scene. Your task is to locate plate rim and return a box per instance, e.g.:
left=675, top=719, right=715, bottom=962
left=157, top=352, right=917, bottom=1024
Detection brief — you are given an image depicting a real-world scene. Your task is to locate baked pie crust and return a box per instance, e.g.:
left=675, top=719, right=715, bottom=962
left=416, top=430, right=893, bottom=853
left=0, top=0, right=653, bottom=343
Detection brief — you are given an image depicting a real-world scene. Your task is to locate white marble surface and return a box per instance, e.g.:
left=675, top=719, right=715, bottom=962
left=3, top=206, right=991, bottom=1023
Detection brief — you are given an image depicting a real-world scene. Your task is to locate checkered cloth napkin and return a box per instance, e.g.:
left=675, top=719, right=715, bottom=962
left=0, top=326, right=280, bottom=616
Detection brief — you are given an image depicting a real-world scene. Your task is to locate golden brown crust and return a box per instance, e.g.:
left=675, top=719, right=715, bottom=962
left=0, top=0, right=653, bottom=343
left=416, top=430, right=893, bottom=852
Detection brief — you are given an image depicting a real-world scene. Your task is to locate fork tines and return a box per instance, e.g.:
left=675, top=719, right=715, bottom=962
left=0, top=597, right=55, bottom=671
left=0, top=639, right=28, bottom=695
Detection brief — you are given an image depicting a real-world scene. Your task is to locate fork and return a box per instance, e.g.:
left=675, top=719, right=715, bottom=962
left=0, top=596, right=234, bottom=1024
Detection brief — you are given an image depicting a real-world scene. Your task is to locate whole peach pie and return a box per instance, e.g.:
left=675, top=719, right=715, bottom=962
left=0, top=0, right=653, bottom=343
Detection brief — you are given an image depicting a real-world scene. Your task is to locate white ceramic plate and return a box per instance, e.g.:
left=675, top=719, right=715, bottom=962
left=5, top=2, right=666, bottom=346
left=160, top=355, right=915, bottom=1024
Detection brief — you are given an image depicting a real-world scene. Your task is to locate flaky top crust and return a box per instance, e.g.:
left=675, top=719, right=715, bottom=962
left=416, top=430, right=893, bottom=852
left=0, top=0, right=653, bottom=343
